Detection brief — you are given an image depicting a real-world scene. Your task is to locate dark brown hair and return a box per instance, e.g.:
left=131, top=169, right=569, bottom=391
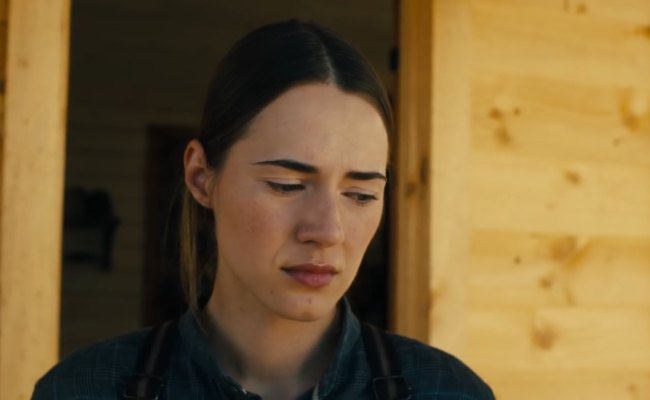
left=180, top=19, right=392, bottom=313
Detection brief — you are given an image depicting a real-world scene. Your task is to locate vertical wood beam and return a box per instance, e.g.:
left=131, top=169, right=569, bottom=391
left=392, top=0, right=472, bottom=354
left=0, top=0, right=70, bottom=398
left=391, top=0, right=434, bottom=341
left=428, top=0, right=472, bottom=354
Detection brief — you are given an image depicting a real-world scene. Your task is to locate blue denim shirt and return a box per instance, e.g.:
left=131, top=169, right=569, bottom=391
left=33, top=301, right=494, bottom=399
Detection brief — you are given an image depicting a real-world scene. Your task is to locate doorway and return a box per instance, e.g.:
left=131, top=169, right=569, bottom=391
left=61, top=0, right=397, bottom=356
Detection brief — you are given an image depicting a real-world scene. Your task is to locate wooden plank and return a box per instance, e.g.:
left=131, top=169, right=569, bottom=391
left=485, top=370, right=650, bottom=400
left=427, top=0, right=472, bottom=354
left=60, top=251, right=143, bottom=358
left=0, top=0, right=71, bottom=398
left=61, top=270, right=142, bottom=299
left=467, top=307, right=650, bottom=371
left=560, top=0, right=650, bottom=25
left=390, top=0, right=433, bottom=341
left=67, top=170, right=149, bottom=184
left=67, top=127, right=147, bottom=156
left=0, top=22, right=6, bottom=79
left=68, top=102, right=197, bottom=128
left=469, top=231, right=650, bottom=307
left=59, top=312, right=141, bottom=357
left=109, top=223, right=145, bottom=247
left=457, top=0, right=650, bottom=396
left=470, top=0, right=650, bottom=87
left=66, top=153, right=144, bottom=176
left=62, top=180, right=145, bottom=200
left=471, top=72, right=650, bottom=167
left=472, top=0, right=650, bottom=25
left=470, top=152, right=650, bottom=237
left=62, top=249, right=143, bottom=278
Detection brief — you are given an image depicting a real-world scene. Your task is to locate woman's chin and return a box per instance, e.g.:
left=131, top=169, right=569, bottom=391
left=270, top=295, right=338, bottom=323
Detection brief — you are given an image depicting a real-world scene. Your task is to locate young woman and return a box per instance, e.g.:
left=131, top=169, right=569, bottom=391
left=33, top=20, right=494, bottom=400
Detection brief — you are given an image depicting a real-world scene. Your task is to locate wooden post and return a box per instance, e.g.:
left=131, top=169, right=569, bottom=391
left=391, top=0, right=434, bottom=342
left=392, top=0, right=471, bottom=354
left=427, top=0, right=472, bottom=354
left=0, top=0, right=70, bottom=398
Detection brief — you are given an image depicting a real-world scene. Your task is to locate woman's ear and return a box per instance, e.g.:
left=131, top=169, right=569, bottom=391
left=184, top=139, right=214, bottom=208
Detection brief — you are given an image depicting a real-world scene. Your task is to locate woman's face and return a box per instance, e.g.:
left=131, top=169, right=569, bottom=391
left=203, top=83, right=388, bottom=322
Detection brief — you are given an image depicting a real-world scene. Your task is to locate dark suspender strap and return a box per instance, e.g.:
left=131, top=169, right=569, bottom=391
left=123, top=319, right=179, bottom=400
left=360, top=322, right=412, bottom=400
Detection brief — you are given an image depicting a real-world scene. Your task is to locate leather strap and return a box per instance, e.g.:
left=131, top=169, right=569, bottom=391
left=360, top=322, right=412, bottom=400
left=123, top=320, right=179, bottom=400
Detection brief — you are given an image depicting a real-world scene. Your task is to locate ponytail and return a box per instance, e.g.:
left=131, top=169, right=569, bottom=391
left=179, top=188, right=216, bottom=314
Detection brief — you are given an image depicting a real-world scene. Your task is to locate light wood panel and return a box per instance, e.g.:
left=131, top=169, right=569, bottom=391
left=485, top=371, right=650, bottom=400
left=468, top=307, right=650, bottom=371
left=463, top=0, right=650, bottom=398
left=0, top=0, right=70, bottom=398
left=395, top=0, right=650, bottom=398
left=469, top=231, right=650, bottom=307
left=471, top=152, right=650, bottom=237
left=471, top=0, right=650, bottom=87
left=472, top=72, right=650, bottom=167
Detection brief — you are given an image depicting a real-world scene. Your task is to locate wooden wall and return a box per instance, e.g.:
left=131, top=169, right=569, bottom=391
left=0, top=0, right=70, bottom=398
left=468, top=1, right=650, bottom=398
left=62, top=0, right=393, bottom=356
left=395, top=0, right=650, bottom=398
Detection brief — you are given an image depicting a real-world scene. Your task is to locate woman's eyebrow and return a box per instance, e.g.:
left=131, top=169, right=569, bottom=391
left=346, top=171, right=387, bottom=181
left=252, top=159, right=317, bottom=173
left=252, top=159, right=387, bottom=181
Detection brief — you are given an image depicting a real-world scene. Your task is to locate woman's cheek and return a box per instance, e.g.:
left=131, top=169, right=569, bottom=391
left=236, top=196, right=288, bottom=247
left=217, top=189, right=268, bottom=257
left=350, top=208, right=381, bottom=247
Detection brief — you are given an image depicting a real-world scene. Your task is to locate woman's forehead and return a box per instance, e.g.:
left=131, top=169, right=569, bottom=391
left=239, top=83, right=389, bottom=168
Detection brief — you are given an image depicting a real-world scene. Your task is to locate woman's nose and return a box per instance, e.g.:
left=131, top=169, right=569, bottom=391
left=295, top=193, right=344, bottom=247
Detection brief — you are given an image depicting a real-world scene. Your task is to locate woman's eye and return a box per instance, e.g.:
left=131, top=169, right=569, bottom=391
left=266, top=181, right=305, bottom=194
left=345, top=192, right=378, bottom=205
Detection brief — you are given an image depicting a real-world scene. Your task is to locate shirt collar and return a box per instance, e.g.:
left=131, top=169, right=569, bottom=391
left=177, top=298, right=362, bottom=399
left=314, top=298, right=362, bottom=398
left=178, top=309, right=251, bottom=398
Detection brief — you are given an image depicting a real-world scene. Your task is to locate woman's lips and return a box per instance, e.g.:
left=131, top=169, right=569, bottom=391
left=282, top=264, right=338, bottom=289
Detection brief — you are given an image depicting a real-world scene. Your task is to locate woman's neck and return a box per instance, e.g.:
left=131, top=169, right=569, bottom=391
left=201, top=293, right=340, bottom=399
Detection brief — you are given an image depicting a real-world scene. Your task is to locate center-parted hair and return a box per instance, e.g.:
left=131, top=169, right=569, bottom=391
left=180, top=19, right=393, bottom=313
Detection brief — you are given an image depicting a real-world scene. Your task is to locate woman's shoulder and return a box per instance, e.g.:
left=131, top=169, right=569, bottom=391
left=32, top=328, right=150, bottom=399
left=382, top=331, right=495, bottom=400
